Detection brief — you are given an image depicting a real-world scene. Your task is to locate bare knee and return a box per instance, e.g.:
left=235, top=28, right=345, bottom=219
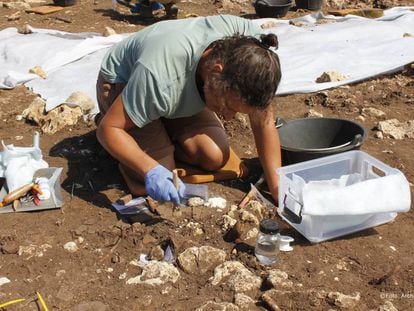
left=197, top=144, right=230, bottom=171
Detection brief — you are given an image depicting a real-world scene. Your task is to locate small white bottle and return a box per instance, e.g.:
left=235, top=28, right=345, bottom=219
left=255, top=219, right=280, bottom=265
left=35, top=177, right=51, bottom=201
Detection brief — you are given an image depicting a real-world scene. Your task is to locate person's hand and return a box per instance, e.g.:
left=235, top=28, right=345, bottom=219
left=144, top=164, right=185, bottom=204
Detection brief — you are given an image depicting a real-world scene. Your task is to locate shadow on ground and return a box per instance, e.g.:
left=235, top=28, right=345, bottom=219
left=95, top=8, right=172, bottom=26
left=49, top=130, right=127, bottom=210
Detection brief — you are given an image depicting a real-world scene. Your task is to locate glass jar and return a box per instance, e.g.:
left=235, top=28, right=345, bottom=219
left=255, top=219, right=280, bottom=265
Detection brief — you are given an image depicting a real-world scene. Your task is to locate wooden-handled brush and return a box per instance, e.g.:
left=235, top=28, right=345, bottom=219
left=0, top=183, right=34, bottom=208
left=172, top=169, right=180, bottom=211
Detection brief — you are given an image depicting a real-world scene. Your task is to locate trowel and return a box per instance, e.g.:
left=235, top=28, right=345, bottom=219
left=182, top=183, right=208, bottom=201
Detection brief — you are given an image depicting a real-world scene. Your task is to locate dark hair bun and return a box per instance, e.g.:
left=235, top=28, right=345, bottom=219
left=260, top=33, right=278, bottom=49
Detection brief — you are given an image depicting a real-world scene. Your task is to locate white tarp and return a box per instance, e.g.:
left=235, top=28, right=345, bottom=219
left=0, top=7, right=413, bottom=113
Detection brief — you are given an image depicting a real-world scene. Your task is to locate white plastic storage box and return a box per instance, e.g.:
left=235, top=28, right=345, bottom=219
left=277, top=151, right=411, bottom=243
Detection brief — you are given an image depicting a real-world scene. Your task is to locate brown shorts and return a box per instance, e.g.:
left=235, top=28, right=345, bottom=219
left=96, top=72, right=224, bottom=160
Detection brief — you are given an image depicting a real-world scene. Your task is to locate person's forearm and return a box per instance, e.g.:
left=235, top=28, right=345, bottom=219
left=250, top=109, right=282, bottom=202
left=97, top=125, right=158, bottom=179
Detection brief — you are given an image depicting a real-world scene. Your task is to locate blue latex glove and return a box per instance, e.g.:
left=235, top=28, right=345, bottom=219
left=144, top=164, right=185, bottom=204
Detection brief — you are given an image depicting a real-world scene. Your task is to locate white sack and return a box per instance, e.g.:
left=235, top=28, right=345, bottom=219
left=300, top=173, right=411, bottom=216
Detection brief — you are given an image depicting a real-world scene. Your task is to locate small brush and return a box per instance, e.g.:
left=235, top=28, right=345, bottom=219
left=172, top=169, right=181, bottom=211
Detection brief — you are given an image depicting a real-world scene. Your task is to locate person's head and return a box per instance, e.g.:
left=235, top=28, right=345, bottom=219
left=202, top=33, right=281, bottom=120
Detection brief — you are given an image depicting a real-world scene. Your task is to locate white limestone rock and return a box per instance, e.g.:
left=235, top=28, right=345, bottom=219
left=63, top=241, right=79, bottom=253
left=126, top=261, right=180, bottom=285
left=177, top=246, right=226, bottom=274
left=316, top=71, right=347, bottom=83
left=377, top=119, right=414, bottom=139
left=326, top=291, right=361, bottom=309
left=362, top=107, right=386, bottom=119
left=211, top=261, right=262, bottom=295
left=22, top=97, right=83, bottom=134
left=65, top=91, right=96, bottom=114
left=234, top=293, right=256, bottom=310
left=267, top=269, right=294, bottom=288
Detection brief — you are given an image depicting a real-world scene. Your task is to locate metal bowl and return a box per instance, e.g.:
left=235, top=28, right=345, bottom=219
left=253, top=0, right=292, bottom=18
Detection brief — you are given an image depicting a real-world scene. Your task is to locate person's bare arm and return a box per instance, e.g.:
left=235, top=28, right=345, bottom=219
left=96, top=94, right=158, bottom=179
left=249, top=106, right=282, bottom=202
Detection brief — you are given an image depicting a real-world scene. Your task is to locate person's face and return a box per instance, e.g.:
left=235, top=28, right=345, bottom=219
left=204, top=77, right=252, bottom=121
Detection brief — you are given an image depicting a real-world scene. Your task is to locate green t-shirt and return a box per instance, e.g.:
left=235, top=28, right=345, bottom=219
left=100, top=15, right=263, bottom=127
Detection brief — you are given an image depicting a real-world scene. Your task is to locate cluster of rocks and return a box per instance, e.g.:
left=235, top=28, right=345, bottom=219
left=303, top=88, right=414, bottom=141
left=22, top=92, right=95, bottom=134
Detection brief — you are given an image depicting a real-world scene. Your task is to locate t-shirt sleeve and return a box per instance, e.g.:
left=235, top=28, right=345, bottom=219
left=122, top=66, right=168, bottom=128
left=220, top=15, right=264, bottom=38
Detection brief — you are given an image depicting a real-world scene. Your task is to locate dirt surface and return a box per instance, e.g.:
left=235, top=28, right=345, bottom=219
left=0, top=0, right=414, bottom=310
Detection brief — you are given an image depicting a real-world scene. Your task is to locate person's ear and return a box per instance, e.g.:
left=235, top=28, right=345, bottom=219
left=212, top=63, right=223, bottom=73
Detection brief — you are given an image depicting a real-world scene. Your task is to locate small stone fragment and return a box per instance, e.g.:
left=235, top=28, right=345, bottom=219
left=187, top=197, right=205, bottom=207
left=356, top=115, right=365, bottom=122
left=305, top=109, right=323, bottom=118
left=266, top=269, right=293, bottom=288
left=378, top=300, right=398, bottom=311
left=18, top=24, right=33, bottom=34
left=18, top=244, right=52, bottom=258
left=261, top=20, right=277, bottom=29
left=29, top=66, right=47, bottom=79
left=326, top=291, right=360, bottom=309
left=234, top=293, right=256, bottom=310
left=56, top=270, right=66, bottom=277
left=205, top=197, right=227, bottom=209
left=142, top=234, right=157, bottom=245
left=149, top=245, right=164, bottom=261
left=362, top=107, right=386, bottom=119
left=177, top=246, right=226, bottom=274
left=65, top=91, right=96, bottom=114
left=7, top=11, right=21, bottom=21
left=375, top=131, right=384, bottom=139
left=1, top=241, right=19, bottom=254
left=3, top=1, right=31, bottom=10
left=103, top=26, right=117, bottom=36
left=289, top=20, right=304, bottom=27
left=221, top=214, right=237, bottom=232
left=235, top=113, right=250, bottom=129
left=0, top=277, right=11, bottom=286
left=316, top=71, right=347, bottom=83
left=63, top=241, right=79, bottom=253
left=126, top=261, right=180, bottom=285
left=244, top=227, right=259, bottom=241
left=211, top=261, right=262, bottom=295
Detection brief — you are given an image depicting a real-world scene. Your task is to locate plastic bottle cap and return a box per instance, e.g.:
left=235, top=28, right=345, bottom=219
left=279, top=235, right=294, bottom=252
left=259, top=219, right=279, bottom=235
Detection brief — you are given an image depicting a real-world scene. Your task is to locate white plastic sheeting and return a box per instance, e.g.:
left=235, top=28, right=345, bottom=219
left=264, top=6, right=414, bottom=94
left=0, top=7, right=413, bottom=113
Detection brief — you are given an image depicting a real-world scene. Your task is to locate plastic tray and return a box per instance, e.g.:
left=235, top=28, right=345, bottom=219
left=277, top=150, right=409, bottom=243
